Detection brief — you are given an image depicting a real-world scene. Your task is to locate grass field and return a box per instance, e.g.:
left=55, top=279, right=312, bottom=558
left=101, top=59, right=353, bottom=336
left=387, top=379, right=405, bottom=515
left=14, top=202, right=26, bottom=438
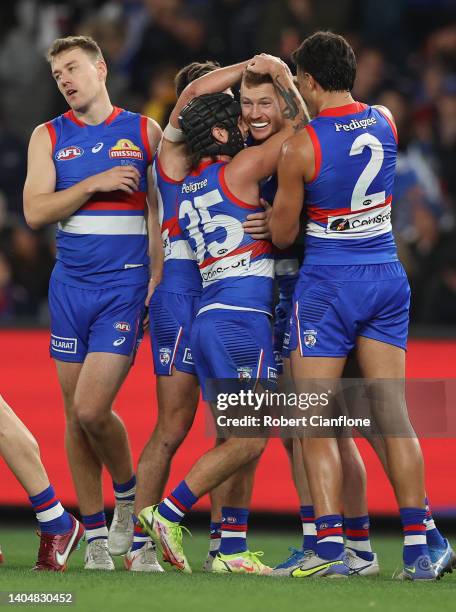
left=0, top=529, right=454, bottom=612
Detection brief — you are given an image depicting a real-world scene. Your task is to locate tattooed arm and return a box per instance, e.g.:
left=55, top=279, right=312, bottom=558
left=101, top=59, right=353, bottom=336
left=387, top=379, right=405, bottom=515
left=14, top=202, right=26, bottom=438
left=246, top=54, right=309, bottom=132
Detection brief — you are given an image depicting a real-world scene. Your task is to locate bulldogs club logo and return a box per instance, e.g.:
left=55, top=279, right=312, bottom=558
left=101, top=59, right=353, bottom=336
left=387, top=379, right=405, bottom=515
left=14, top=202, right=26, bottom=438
left=114, top=321, right=131, bottom=333
left=237, top=367, right=252, bottom=380
left=329, top=218, right=350, bottom=232
left=159, top=347, right=171, bottom=365
left=55, top=146, right=84, bottom=161
left=109, top=138, right=143, bottom=160
left=304, top=329, right=317, bottom=348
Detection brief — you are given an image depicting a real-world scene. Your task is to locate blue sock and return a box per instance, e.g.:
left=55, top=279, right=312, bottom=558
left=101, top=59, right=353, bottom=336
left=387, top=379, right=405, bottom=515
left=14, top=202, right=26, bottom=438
left=158, top=480, right=198, bottom=524
left=209, top=521, right=222, bottom=558
left=300, top=505, right=317, bottom=552
left=316, top=514, right=344, bottom=560
left=424, top=497, right=446, bottom=549
left=113, top=474, right=136, bottom=503
left=400, top=507, right=428, bottom=564
left=29, top=485, right=73, bottom=535
left=131, top=515, right=149, bottom=551
left=82, top=511, right=108, bottom=543
left=345, top=515, right=374, bottom=561
left=219, top=507, right=249, bottom=555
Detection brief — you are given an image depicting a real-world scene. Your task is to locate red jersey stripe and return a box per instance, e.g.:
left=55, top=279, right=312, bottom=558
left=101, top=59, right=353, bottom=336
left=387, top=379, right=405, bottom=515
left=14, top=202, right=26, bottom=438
left=317, top=102, right=368, bottom=118
left=307, top=195, right=392, bottom=223
left=218, top=164, right=258, bottom=209
left=305, top=125, right=322, bottom=183
left=45, top=122, right=57, bottom=153
left=199, top=238, right=272, bottom=270
left=80, top=191, right=146, bottom=212
left=140, top=116, right=152, bottom=162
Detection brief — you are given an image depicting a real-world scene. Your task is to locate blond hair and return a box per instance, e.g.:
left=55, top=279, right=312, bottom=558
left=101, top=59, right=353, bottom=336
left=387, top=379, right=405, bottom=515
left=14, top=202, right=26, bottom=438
left=46, top=36, right=104, bottom=63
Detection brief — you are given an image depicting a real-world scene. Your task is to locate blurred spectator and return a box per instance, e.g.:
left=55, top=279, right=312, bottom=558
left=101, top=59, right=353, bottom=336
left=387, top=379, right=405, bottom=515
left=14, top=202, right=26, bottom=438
left=5, top=225, right=54, bottom=321
left=130, top=0, right=210, bottom=101
left=142, top=64, right=178, bottom=126
left=258, top=0, right=354, bottom=63
left=0, top=114, right=27, bottom=214
left=421, top=241, right=456, bottom=325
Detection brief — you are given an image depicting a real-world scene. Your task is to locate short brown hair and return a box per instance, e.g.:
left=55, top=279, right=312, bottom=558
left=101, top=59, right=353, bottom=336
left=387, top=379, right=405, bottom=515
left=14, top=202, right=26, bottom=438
left=46, top=36, right=104, bottom=63
left=175, top=60, right=221, bottom=97
left=241, top=71, right=274, bottom=89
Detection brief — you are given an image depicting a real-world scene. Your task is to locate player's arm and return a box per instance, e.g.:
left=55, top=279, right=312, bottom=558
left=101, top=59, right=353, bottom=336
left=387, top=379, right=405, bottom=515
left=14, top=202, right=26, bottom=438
left=146, top=117, right=163, bottom=157
left=269, top=131, right=312, bottom=249
left=24, top=125, right=141, bottom=230
left=160, top=61, right=250, bottom=179
left=168, top=60, right=249, bottom=130
left=145, top=167, right=163, bottom=306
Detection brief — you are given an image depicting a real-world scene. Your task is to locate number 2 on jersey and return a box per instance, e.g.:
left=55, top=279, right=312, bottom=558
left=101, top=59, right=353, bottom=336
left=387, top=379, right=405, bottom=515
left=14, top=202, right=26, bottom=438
left=349, top=133, right=386, bottom=211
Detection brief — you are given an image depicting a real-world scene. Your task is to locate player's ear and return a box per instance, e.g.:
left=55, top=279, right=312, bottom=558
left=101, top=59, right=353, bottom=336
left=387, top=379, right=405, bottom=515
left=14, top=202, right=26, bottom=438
left=212, top=126, right=228, bottom=144
left=96, top=59, right=107, bottom=82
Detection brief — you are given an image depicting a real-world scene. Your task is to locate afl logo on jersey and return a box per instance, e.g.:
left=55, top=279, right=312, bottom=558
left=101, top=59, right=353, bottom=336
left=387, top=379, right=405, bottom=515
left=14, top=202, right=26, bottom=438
left=55, top=146, right=84, bottom=161
left=109, top=139, right=143, bottom=160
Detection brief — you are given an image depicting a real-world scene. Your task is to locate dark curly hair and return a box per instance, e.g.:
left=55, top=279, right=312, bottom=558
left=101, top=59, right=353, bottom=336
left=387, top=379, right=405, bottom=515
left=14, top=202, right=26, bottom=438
left=292, top=31, right=356, bottom=92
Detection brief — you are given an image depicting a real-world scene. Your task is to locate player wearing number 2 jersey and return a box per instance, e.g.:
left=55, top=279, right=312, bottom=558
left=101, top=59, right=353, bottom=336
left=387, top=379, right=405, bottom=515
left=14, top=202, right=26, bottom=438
left=268, top=31, right=445, bottom=580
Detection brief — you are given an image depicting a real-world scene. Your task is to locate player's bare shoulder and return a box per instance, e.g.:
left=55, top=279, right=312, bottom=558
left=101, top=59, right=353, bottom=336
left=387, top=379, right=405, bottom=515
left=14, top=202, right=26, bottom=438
left=145, top=117, right=162, bottom=152
left=280, top=127, right=315, bottom=183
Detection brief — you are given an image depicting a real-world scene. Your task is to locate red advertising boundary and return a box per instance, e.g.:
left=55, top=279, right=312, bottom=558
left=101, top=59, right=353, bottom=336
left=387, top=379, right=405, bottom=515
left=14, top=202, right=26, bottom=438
left=1, top=330, right=455, bottom=513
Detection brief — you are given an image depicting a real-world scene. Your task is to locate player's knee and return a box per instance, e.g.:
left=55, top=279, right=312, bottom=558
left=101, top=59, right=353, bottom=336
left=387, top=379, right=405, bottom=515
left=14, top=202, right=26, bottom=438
left=77, top=407, right=109, bottom=435
left=243, top=437, right=267, bottom=461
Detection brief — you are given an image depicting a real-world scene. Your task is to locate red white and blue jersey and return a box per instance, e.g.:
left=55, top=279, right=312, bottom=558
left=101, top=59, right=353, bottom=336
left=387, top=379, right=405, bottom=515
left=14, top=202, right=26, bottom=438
left=46, top=107, right=151, bottom=287
left=303, top=102, right=398, bottom=265
left=152, top=155, right=201, bottom=295
left=178, top=160, right=274, bottom=315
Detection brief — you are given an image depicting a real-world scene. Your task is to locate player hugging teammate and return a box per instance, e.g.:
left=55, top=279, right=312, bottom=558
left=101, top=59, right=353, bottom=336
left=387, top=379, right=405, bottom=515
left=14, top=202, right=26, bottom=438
left=20, top=32, right=454, bottom=579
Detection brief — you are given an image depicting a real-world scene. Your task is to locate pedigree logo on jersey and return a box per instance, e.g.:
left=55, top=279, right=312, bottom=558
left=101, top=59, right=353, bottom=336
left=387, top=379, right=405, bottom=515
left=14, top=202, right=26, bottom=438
left=109, top=139, right=143, bottom=160
left=55, top=146, right=84, bottom=161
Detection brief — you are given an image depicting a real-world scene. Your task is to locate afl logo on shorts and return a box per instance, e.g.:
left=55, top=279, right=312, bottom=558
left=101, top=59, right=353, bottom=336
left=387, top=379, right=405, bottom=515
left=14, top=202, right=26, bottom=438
left=114, top=321, right=131, bottom=332
left=55, top=146, right=84, bottom=161
left=109, top=139, right=143, bottom=160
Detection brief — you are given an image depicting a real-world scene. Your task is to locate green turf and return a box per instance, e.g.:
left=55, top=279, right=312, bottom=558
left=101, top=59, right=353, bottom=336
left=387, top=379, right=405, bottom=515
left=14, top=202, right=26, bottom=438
left=0, top=529, right=454, bottom=612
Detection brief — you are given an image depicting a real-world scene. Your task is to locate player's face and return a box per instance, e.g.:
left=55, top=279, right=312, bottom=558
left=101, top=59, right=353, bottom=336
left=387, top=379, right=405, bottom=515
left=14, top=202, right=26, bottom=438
left=51, top=48, right=106, bottom=112
left=240, top=83, right=282, bottom=142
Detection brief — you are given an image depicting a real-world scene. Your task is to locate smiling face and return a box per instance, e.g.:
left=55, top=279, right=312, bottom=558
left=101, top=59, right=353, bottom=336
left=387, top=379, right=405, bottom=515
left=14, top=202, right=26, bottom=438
left=240, top=81, right=283, bottom=142
left=51, top=47, right=107, bottom=112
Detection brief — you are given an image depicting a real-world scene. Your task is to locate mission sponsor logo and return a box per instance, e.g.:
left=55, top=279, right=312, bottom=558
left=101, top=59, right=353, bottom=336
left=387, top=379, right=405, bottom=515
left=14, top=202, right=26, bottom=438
left=55, top=146, right=84, bottom=161
left=109, top=139, right=143, bottom=160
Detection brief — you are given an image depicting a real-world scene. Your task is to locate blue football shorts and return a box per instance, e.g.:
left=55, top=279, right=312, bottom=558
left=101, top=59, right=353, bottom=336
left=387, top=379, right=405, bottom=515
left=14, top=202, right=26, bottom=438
left=288, top=262, right=411, bottom=357
left=49, top=276, right=146, bottom=362
left=191, top=308, right=278, bottom=400
left=149, top=289, right=200, bottom=376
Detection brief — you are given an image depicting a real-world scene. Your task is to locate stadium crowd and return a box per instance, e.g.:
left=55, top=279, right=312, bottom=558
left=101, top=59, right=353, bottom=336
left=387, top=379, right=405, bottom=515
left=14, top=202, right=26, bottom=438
left=0, top=0, right=455, bottom=325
